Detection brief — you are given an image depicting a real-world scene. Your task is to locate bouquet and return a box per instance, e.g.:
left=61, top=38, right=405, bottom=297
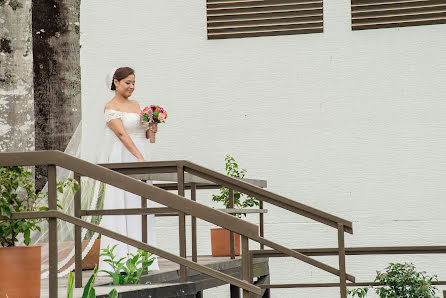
left=141, top=105, right=167, bottom=143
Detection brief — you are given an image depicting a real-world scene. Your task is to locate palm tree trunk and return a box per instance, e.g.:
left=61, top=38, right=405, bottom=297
left=32, top=0, right=81, bottom=190
left=0, top=0, right=35, bottom=152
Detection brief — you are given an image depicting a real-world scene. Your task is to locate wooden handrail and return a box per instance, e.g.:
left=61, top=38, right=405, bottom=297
left=0, top=211, right=261, bottom=295
left=182, top=160, right=353, bottom=233
left=0, top=151, right=258, bottom=239
left=0, top=150, right=357, bottom=295
left=100, top=159, right=353, bottom=233
left=251, top=246, right=446, bottom=257
left=100, top=159, right=356, bottom=282
left=100, top=159, right=355, bottom=278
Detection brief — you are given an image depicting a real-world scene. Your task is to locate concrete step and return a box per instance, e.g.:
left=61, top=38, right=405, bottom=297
left=41, top=256, right=270, bottom=298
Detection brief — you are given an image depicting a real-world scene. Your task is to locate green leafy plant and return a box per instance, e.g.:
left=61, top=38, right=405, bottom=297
left=82, top=266, right=97, bottom=298
left=348, top=262, right=439, bottom=298
left=67, top=271, right=74, bottom=298
left=0, top=166, right=79, bottom=247
left=348, top=288, right=368, bottom=298
left=212, top=155, right=259, bottom=217
left=108, top=288, right=118, bottom=298
left=100, top=244, right=155, bottom=285
left=67, top=267, right=118, bottom=298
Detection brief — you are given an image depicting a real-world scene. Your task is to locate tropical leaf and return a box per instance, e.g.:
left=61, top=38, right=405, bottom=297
left=82, top=267, right=97, bottom=298
left=108, top=288, right=118, bottom=298
left=67, top=271, right=74, bottom=298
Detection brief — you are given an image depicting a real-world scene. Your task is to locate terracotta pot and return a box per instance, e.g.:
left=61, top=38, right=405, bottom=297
left=210, top=227, right=240, bottom=256
left=0, top=245, right=41, bottom=298
left=59, top=238, right=101, bottom=272
left=82, top=238, right=101, bottom=270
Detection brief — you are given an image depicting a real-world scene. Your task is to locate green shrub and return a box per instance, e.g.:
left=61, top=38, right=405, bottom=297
left=0, top=166, right=78, bottom=247
left=100, top=244, right=155, bottom=285
left=349, top=262, right=438, bottom=298
left=211, top=155, right=259, bottom=217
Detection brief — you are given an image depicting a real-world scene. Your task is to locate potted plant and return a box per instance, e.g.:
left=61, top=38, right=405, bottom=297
left=210, top=155, right=259, bottom=256
left=0, top=166, right=78, bottom=297
left=348, top=262, right=439, bottom=298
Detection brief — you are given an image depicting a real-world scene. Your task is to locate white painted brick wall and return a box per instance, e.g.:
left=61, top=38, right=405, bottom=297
left=80, top=0, right=446, bottom=296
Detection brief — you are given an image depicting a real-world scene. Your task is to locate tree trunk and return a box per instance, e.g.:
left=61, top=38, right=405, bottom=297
left=0, top=0, right=35, bottom=152
left=32, top=0, right=81, bottom=190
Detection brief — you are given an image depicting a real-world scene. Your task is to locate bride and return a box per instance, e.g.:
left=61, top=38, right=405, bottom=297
left=99, top=66, right=159, bottom=271
left=26, top=67, right=160, bottom=277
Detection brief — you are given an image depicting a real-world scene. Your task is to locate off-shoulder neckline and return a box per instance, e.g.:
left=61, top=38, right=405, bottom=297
left=104, top=109, right=140, bottom=115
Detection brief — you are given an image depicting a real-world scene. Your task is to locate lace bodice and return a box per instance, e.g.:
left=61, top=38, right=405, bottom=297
left=104, top=109, right=148, bottom=138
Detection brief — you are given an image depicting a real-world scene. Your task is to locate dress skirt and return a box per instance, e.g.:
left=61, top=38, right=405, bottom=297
left=99, top=136, right=159, bottom=272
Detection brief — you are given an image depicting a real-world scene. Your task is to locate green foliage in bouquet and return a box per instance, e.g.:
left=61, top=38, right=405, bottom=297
left=100, top=244, right=155, bottom=285
left=212, top=155, right=259, bottom=217
left=0, top=166, right=79, bottom=247
left=349, top=262, right=438, bottom=298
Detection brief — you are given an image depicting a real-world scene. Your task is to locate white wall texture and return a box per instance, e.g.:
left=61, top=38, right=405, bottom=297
left=80, top=0, right=446, bottom=297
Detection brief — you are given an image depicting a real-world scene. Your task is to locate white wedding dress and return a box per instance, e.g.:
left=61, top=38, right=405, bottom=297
left=99, top=109, right=159, bottom=272
left=27, top=70, right=161, bottom=277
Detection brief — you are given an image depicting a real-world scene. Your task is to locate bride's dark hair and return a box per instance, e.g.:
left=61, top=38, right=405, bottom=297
left=111, top=67, right=135, bottom=90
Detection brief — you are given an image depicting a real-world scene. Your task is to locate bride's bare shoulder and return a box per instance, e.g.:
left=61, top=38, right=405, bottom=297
left=104, top=101, right=118, bottom=112
left=129, top=99, right=142, bottom=109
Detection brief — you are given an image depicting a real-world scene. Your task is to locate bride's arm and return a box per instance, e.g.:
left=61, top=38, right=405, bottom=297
left=107, top=119, right=146, bottom=162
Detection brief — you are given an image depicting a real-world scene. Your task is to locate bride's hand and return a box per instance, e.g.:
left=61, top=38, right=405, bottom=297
left=137, top=157, right=147, bottom=162
left=149, top=123, right=158, bottom=133
left=146, top=123, right=158, bottom=141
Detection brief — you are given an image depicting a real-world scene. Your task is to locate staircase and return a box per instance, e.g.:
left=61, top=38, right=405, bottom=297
left=0, top=151, right=355, bottom=297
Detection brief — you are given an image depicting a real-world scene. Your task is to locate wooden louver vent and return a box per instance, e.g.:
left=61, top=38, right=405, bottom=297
left=207, top=0, right=324, bottom=39
left=352, top=0, right=446, bottom=30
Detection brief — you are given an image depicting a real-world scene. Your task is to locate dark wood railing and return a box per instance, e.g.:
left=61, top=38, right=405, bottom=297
left=252, top=246, right=446, bottom=290
left=0, top=151, right=260, bottom=297
left=0, top=151, right=356, bottom=298
left=89, top=160, right=446, bottom=297
left=98, top=159, right=446, bottom=296
left=100, top=159, right=356, bottom=297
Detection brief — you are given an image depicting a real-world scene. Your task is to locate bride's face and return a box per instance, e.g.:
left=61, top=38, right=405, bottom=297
left=115, top=74, right=135, bottom=98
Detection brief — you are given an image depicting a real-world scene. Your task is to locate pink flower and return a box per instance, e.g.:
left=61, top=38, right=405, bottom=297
left=141, top=105, right=167, bottom=123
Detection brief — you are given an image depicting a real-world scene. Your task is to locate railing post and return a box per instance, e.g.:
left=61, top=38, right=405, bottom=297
left=177, top=164, right=187, bottom=282
left=338, top=223, right=347, bottom=298
left=191, top=182, right=197, bottom=263
left=229, top=188, right=235, bottom=259
left=230, top=284, right=240, bottom=298
left=241, top=235, right=251, bottom=298
left=249, top=251, right=253, bottom=287
left=191, top=182, right=201, bottom=297
left=259, top=200, right=264, bottom=249
left=141, top=180, right=148, bottom=244
left=48, top=165, right=58, bottom=298
left=74, top=173, right=82, bottom=288
left=141, top=180, right=148, bottom=274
